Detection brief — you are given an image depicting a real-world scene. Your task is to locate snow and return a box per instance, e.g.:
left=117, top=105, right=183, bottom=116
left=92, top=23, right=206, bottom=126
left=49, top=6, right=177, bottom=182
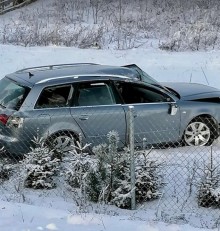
left=1, top=44, right=220, bottom=230
left=1, top=199, right=217, bottom=231
left=1, top=44, right=220, bottom=89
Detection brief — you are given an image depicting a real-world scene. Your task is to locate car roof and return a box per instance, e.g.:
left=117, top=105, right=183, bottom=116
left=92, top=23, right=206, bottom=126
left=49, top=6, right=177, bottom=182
left=6, top=63, right=139, bottom=87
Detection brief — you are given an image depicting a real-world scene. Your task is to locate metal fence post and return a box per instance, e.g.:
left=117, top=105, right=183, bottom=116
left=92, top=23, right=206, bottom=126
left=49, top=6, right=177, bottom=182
left=129, top=105, right=136, bottom=210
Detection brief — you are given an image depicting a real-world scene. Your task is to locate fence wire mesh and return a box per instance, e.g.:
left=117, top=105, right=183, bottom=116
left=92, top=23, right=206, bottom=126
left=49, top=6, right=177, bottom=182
left=0, top=101, right=220, bottom=227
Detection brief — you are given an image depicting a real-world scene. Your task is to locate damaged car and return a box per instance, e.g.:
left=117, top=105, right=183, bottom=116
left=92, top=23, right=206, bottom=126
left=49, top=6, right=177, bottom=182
left=0, top=63, right=219, bottom=155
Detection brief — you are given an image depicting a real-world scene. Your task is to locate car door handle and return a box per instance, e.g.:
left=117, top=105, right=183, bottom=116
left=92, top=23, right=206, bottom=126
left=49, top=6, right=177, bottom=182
left=79, top=114, right=89, bottom=120
left=38, top=114, right=51, bottom=124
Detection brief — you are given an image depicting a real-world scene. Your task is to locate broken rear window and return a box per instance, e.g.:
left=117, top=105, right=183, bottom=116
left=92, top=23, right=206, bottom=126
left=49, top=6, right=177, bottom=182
left=0, top=78, right=30, bottom=110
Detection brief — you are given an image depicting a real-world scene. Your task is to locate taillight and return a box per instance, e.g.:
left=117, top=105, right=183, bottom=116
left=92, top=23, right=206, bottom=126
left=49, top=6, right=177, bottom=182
left=0, top=114, right=10, bottom=125
left=0, top=114, right=24, bottom=128
left=7, top=116, right=24, bottom=128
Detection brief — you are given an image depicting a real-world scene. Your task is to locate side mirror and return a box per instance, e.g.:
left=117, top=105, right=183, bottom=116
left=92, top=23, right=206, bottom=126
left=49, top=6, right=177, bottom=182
left=170, top=103, right=178, bottom=115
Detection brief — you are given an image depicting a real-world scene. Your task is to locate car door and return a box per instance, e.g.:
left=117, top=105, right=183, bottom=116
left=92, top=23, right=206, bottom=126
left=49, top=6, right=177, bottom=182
left=70, top=80, right=127, bottom=147
left=23, top=84, right=75, bottom=142
left=116, top=81, right=181, bottom=146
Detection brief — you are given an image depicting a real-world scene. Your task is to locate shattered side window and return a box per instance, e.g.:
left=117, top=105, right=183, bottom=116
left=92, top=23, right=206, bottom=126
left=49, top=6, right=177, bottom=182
left=0, top=78, right=30, bottom=110
left=35, top=85, right=72, bottom=108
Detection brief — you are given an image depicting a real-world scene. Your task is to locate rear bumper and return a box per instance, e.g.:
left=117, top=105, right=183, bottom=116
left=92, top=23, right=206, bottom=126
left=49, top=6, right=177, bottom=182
left=0, top=134, right=30, bottom=156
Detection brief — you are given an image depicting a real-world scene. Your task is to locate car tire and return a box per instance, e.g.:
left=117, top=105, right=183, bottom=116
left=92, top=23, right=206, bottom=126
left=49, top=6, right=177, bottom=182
left=183, top=118, right=215, bottom=146
left=46, top=131, right=77, bottom=153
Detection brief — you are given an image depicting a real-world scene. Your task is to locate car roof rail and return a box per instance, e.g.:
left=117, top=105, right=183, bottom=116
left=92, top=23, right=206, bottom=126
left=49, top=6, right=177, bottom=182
left=15, top=63, right=99, bottom=74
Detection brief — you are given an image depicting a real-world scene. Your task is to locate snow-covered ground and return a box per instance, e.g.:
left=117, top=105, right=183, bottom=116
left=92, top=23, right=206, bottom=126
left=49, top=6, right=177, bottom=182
left=2, top=199, right=214, bottom=231
left=1, top=44, right=220, bottom=88
left=1, top=44, right=220, bottom=230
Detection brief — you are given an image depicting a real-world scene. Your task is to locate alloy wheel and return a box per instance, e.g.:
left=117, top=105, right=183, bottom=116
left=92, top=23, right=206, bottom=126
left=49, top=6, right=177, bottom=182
left=52, top=134, right=75, bottom=152
left=184, top=121, right=211, bottom=146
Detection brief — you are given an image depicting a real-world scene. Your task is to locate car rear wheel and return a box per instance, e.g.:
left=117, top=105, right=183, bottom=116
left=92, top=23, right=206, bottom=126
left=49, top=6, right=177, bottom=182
left=184, top=119, right=214, bottom=146
left=46, top=132, right=76, bottom=153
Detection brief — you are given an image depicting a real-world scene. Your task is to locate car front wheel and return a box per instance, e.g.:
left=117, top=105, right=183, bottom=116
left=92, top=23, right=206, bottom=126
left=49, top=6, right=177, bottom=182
left=184, top=119, right=214, bottom=146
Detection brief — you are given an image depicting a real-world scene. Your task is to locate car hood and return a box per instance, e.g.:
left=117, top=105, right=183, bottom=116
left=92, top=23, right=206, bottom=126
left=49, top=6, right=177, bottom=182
left=161, top=82, right=220, bottom=99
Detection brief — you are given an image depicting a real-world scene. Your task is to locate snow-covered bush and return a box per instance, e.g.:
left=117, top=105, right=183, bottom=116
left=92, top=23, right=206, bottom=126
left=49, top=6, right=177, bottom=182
left=2, top=0, right=220, bottom=50
left=64, top=142, right=93, bottom=189
left=62, top=139, right=92, bottom=211
left=62, top=131, right=161, bottom=209
left=160, top=22, right=220, bottom=51
left=135, top=155, right=162, bottom=203
left=86, top=131, right=130, bottom=207
left=63, top=140, right=108, bottom=205
left=86, top=131, right=161, bottom=209
left=110, top=151, right=161, bottom=208
left=86, top=144, right=108, bottom=202
left=22, top=136, right=61, bottom=189
left=198, top=148, right=220, bottom=207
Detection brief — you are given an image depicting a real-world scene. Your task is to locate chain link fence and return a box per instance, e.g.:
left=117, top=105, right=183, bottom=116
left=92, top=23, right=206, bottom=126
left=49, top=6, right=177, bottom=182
left=0, top=102, right=220, bottom=227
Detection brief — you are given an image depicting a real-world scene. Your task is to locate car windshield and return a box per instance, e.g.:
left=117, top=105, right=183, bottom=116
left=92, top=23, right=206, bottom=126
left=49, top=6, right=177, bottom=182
left=0, top=78, right=30, bottom=110
left=123, top=64, right=159, bottom=85
left=123, top=64, right=176, bottom=96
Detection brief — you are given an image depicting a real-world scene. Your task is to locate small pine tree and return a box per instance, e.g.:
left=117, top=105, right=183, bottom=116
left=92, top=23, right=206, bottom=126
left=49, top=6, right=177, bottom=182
left=86, top=143, right=109, bottom=202
left=111, top=152, right=161, bottom=209
left=110, top=159, right=131, bottom=208
left=87, top=131, right=129, bottom=204
left=63, top=139, right=93, bottom=212
left=64, top=140, right=92, bottom=188
left=198, top=147, right=220, bottom=207
left=86, top=169, right=102, bottom=202
left=22, top=136, right=60, bottom=189
left=135, top=159, right=161, bottom=203
left=86, top=131, right=162, bottom=209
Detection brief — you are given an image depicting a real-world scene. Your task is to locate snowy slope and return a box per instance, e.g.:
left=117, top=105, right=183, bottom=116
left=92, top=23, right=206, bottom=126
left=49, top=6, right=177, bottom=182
left=1, top=44, right=220, bottom=89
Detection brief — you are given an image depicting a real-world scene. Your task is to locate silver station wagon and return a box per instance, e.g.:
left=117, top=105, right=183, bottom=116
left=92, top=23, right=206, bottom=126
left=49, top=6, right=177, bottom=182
left=0, top=63, right=219, bottom=155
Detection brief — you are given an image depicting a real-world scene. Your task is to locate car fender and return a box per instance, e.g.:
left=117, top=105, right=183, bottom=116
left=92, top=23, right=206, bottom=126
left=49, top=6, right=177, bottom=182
left=42, top=121, right=85, bottom=140
left=179, top=101, right=219, bottom=137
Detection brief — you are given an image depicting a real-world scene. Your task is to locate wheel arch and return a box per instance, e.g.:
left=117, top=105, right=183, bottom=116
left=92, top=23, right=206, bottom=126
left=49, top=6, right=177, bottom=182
left=50, top=129, right=81, bottom=139
left=43, top=129, right=83, bottom=145
left=190, top=114, right=219, bottom=137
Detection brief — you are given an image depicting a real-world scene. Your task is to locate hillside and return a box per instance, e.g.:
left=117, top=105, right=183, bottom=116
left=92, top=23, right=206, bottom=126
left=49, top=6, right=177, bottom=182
left=0, top=0, right=220, bottom=51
